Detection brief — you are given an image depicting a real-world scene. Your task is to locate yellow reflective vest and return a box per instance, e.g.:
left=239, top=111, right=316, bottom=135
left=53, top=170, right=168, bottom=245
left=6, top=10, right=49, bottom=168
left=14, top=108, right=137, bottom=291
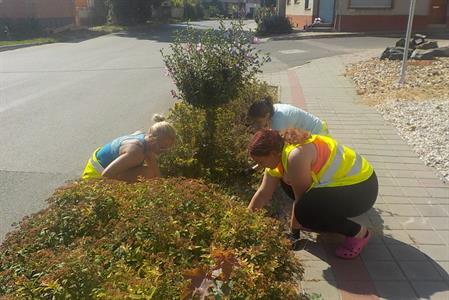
left=266, top=135, right=373, bottom=189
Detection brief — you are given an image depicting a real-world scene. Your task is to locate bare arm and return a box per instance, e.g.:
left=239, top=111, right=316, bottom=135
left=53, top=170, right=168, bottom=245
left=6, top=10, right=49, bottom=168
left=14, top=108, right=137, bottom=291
left=287, top=144, right=315, bottom=201
left=144, top=151, right=161, bottom=178
left=248, top=173, right=281, bottom=211
left=101, top=144, right=144, bottom=179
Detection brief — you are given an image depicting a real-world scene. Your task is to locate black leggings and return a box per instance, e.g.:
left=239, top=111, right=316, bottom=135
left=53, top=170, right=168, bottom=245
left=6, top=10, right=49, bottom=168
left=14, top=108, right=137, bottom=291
left=281, top=172, right=378, bottom=237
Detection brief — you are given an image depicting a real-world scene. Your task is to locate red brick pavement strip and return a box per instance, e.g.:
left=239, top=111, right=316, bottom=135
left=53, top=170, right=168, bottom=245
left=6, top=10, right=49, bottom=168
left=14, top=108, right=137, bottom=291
left=287, top=69, right=307, bottom=110
left=290, top=70, right=380, bottom=299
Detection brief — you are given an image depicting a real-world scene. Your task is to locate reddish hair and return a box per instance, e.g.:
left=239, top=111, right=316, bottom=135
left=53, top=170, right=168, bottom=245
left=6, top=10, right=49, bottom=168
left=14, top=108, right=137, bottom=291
left=280, top=128, right=311, bottom=144
left=248, top=128, right=311, bottom=157
left=248, top=129, right=284, bottom=157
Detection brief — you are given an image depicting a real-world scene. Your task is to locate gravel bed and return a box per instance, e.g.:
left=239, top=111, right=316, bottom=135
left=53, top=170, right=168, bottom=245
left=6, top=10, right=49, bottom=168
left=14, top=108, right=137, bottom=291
left=376, top=99, right=449, bottom=183
left=346, top=57, right=449, bottom=183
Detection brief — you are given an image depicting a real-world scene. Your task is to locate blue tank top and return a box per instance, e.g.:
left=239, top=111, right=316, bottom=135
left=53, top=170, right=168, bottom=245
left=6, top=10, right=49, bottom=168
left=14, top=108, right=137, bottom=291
left=96, top=132, right=148, bottom=168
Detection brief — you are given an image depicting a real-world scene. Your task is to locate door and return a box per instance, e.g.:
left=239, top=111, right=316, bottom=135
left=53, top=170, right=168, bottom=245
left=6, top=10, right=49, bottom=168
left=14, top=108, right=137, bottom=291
left=429, top=0, right=448, bottom=24
left=318, top=0, right=335, bottom=23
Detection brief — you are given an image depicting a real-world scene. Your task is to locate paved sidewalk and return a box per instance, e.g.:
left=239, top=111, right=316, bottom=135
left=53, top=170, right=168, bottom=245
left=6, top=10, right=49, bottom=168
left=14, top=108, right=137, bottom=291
left=260, top=51, right=449, bottom=300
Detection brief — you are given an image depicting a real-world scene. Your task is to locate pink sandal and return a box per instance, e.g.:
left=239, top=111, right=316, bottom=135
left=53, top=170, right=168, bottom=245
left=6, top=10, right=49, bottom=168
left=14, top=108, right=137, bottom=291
left=335, top=230, right=371, bottom=259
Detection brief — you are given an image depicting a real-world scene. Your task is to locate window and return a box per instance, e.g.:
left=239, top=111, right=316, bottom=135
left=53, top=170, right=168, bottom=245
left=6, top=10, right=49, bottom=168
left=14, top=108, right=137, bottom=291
left=349, top=0, right=393, bottom=9
left=305, top=0, right=310, bottom=9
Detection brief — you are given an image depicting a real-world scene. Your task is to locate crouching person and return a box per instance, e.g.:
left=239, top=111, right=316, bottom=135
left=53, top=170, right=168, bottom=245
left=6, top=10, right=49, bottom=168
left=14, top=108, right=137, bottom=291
left=82, top=114, right=176, bottom=182
left=247, top=128, right=378, bottom=259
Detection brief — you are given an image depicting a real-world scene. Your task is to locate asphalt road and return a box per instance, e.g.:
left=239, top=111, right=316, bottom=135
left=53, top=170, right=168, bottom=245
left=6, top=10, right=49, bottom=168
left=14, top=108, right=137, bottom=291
left=0, top=20, right=399, bottom=241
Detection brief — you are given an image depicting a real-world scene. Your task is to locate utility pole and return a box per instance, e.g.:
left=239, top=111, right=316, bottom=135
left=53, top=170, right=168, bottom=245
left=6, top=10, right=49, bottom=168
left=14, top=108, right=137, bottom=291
left=399, top=0, right=416, bottom=84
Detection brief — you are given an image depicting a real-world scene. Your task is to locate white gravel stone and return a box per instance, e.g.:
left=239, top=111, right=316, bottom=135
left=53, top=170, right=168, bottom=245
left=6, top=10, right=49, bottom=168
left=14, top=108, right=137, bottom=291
left=346, top=57, right=449, bottom=183
left=376, top=99, right=449, bottom=183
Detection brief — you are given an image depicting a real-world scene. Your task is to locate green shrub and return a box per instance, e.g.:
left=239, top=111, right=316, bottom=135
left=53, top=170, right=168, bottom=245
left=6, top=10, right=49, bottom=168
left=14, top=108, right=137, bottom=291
left=0, top=18, right=43, bottom=40
left=161, top=20, right=270, bottom=175
left=161, top=20, right=269, bottom=109
left=0, top=178, right=303, bottom=299
left=159, top=81, right=277, bottom=190
left=255, top=8, right=292, bottom=36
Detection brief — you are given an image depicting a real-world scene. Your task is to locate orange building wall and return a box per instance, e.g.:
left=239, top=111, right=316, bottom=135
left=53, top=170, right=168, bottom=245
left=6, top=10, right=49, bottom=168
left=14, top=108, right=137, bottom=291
left=288, top=15, right=313, bottom=29
left=0, top=0, right=75, bottom=19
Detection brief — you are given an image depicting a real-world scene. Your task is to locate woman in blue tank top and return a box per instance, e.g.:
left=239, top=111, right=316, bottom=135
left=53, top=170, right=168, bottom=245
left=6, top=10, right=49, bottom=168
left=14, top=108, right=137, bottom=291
left=82, top=114, right=176, bottom=182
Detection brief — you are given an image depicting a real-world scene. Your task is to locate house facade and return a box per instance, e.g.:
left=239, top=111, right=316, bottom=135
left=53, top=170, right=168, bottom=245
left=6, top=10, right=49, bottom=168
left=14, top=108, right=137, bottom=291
left=286, top=0, right=449, bottom=32
left=0, top=0, right=75, bottom=28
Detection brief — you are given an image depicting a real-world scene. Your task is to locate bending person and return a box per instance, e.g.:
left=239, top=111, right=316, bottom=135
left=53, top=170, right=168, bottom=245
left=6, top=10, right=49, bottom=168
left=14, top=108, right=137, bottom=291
left=247, top=98, right=329, bottom=135
left=247, top=129, right=378, bottom=259
left=82, top=114, right=176, bottom=182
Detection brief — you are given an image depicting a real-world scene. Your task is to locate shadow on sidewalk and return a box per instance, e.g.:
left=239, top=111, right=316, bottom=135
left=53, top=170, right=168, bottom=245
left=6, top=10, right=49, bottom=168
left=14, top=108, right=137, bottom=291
left=297, top=224, right=449, bottom=299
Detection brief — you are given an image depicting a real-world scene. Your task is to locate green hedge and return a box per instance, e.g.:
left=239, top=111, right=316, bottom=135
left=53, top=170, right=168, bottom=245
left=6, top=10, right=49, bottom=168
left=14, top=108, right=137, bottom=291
left=0, top=178, right=303, bottom=299
left=159, top=81, right=277, bottom=191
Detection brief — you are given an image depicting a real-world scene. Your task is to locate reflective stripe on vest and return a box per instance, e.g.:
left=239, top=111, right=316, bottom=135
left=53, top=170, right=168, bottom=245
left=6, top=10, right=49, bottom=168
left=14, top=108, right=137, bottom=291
left=89, top=157, right=104, bottom=174
left=266, top=135, right=373, bottom=188
left=316, top=142, right=363, bottom=187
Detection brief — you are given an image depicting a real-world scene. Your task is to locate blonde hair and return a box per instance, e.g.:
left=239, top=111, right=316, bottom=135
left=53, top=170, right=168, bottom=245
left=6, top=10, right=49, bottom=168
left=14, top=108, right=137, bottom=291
left=148, top=114, right=176, bottom=140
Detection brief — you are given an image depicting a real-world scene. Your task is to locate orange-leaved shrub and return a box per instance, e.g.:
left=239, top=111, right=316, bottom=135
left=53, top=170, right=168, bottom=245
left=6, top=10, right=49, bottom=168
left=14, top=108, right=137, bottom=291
left=0, top=178, right=303, bottom=299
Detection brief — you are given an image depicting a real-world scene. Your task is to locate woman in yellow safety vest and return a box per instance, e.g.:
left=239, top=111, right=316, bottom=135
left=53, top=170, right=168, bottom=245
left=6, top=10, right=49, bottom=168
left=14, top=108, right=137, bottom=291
left=247, top=128, right=378, bottom=259
left=82, top=114, right=176, bottom=182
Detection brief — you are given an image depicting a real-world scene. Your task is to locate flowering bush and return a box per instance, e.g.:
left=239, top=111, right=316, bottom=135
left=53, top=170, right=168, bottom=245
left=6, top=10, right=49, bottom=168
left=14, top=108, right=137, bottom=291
left=0, top=179, right=303, bottom=299
left=161, top=20, right=270, bottom=108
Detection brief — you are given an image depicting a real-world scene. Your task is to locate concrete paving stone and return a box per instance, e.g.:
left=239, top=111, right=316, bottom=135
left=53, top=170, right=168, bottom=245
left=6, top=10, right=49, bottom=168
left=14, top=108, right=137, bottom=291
left=355, top=143, right=411, bottom=151
left=402, top=188, right=432, bottom=198
left=418, top=179, right=449, bottom=189
left=364, top=261, right=406, bottom=280
left=435, top=231, right=449, bottom=245
left=395, top=178, right=424, bottom=187
left=370, top=216, right=403, bottom=230
left=361, top=244, right=394, bottom=261
left=426, top=188, right=449, bottom=199
left=367, top=155, right=413, bottom=164
left=373, top=280, right=418, bottom=300
left=336, top=281, right=379, bottom=300
left=397, top=217, right=434, bottom=230
left=374, top=169, right=393, bottom=178
left=381, top=196, right=413, bottom=204
left=398, top=261, right=443, bottom=281
left=388, top=204, right=421, bottom=217
left=382, top=230, right=415, bottom=245
left=374, top=195, right=386, bottom=204
left=371, top=204, right=394, bottom=217
left=382, top=162, right=421, bottom=171
left=391, top=170, right=422, bottom=178
left=428, top=217, right=449, bottom=231
left=409, top=197, right=438, bottom=205
left=407, top=230, right=446, bottom=245
left=387, top=244, right=427, bottom=261
left=418, top=245, right=449, bottom=262
left=415, top=205, right=449, bottom=217
left=294, top=243, right=327, bottom=261
left=411, top=281, right=449, bottom=300
left=414, top=171, right=443, bottom=179
left=378, top=177, right=398, bottom=186
left=302, top=260, right=335, bottom=282
left=379, top=186, right=405, bottom=197
left=300, top=280, right=341, bottom=300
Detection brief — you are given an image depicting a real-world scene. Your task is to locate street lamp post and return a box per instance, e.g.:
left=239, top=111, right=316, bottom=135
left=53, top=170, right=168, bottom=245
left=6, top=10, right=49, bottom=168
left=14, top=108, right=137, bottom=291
left=399, top=0, right=417, bottom=84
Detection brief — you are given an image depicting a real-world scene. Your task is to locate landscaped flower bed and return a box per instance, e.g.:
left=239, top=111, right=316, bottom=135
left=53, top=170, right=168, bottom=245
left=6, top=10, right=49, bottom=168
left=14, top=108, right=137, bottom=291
left=0, top=178, right=303, bottom=299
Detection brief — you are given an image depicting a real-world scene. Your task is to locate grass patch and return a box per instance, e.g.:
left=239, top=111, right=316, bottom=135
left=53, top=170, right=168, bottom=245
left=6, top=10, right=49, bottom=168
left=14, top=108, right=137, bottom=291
left=0, top=37, right=56, bottom=47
